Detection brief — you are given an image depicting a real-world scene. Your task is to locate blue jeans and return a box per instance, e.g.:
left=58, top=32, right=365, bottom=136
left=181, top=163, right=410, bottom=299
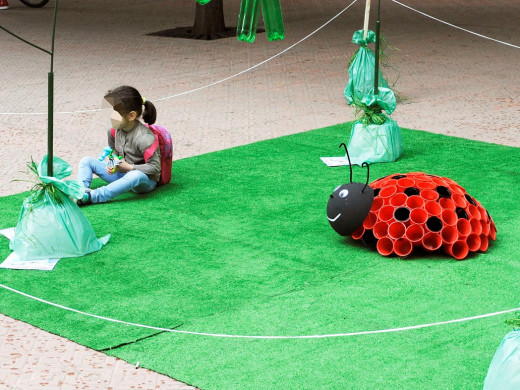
left=78, top=157, right=157, bottom=203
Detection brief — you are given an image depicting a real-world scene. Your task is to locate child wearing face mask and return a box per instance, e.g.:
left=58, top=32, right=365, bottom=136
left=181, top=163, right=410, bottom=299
left=77, top=86, right=161, bottom=205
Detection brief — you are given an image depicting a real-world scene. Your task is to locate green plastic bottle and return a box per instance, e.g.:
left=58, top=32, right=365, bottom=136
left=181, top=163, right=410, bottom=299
left=237, top=0, right=261, bottom=43
left=261, top=0, right=284, bottom=41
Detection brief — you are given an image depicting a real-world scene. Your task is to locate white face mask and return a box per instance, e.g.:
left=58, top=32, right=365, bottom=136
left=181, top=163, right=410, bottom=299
left=110, top=110, right=123, bottom=129
left=102, top=97, right=115, bottom=125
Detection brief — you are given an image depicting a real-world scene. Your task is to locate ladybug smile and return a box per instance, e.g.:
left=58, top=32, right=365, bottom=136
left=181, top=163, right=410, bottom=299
left=327, top=213, right=342, bottom=222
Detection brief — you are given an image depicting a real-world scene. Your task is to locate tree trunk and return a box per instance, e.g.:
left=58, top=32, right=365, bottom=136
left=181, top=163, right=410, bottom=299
left=147, top=0, right=236, bottom=40
left=193, top=0, right=234, bottom=40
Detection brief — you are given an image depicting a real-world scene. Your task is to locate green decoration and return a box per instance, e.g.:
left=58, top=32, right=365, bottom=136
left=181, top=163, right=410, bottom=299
left=237, top=0, right=261, bottom=42
left=346, top=118, right=403, bottom=165
left=261, top=0, right=285, bottom=41
left=10, top=156, right=109, bottom=261
left=237, top=0, right=284, bottom=43
left=483, top=330, right=520, bottom=389
left=195, top=0, right=212, bottom=4
left=343, top=0, right=403, bottom=165
left=344, top=30, right=394, bottom=111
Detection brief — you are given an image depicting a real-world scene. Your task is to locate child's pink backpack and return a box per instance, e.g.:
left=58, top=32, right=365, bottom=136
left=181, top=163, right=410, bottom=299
left=111, top=124, right=173, bottom=186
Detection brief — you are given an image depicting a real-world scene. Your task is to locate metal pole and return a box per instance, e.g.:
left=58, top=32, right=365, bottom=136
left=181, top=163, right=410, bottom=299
left=47, top=0, right=59, bottom=177
left=373, top=0, right=381, bottom=95
left=48, top=72, right=54, bottom=177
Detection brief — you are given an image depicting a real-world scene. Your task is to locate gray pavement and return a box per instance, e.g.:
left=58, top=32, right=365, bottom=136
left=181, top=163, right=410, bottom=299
left=0, top=0, right=519, bottom=388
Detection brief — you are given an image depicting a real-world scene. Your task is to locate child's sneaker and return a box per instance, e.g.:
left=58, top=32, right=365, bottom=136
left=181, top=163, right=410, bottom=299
left=0, top=0, right=9, bottom=10
left=77, top=190, right=92, bottom=207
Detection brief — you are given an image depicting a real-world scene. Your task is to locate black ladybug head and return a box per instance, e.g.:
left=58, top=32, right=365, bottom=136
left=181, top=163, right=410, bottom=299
left=327, top=144, right=374, bottom=236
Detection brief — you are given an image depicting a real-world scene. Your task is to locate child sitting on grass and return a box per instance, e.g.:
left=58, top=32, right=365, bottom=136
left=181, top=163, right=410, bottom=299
left=77, top=85, right=161, bottom=205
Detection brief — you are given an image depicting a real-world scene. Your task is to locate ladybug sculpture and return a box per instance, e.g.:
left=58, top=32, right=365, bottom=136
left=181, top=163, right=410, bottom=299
left=327, top=144, right=496, bottom=260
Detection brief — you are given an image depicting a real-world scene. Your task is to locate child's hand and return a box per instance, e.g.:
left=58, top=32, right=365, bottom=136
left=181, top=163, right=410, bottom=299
left=106, top=165, right=116, bottom=175
left=117, top=160, right=134, bottom=173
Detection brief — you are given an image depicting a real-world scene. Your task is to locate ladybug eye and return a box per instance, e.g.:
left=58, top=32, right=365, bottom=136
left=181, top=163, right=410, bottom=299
left=339, top=189, right=349, bottom=198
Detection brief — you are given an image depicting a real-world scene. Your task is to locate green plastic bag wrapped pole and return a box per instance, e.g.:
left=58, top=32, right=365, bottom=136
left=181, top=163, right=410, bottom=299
left=261, top=0, right=284, bottom=41
left=344, top=30, right=393, bottom=106
left=10, top=156, right=110, bottom=261
left=237, top=0, right=261, bottom=43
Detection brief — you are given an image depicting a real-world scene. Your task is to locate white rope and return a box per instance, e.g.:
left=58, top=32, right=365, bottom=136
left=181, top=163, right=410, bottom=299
left=0, top=282, right=517, bottom=339
left=391, top=0, right=520, bottom=50
left=0, top=0, right=359, bottom=116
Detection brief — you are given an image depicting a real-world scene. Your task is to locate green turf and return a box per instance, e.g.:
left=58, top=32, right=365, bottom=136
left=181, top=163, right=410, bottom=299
left=0, top=122, right=519, bottom=389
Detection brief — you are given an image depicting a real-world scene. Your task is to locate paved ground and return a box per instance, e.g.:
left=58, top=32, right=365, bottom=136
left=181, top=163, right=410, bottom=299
left=0, top=0, right=519, bottom=388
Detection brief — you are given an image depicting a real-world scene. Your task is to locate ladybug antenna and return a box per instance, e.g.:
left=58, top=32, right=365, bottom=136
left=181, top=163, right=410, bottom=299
left=339, top=143, right=353, bottom=183
left=361, top=162, right=370, bottom=192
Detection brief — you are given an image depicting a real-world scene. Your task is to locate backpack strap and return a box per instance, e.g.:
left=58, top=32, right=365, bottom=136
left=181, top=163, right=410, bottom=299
left=143, top=125, right=160, bottom=162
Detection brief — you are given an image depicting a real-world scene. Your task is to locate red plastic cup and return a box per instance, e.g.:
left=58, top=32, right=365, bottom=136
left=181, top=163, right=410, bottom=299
left=441, top=209, right=457, bottom=226
left=363, top=212, right=378, bottom=230
left=397, top=177, right=416, bottom=191
left=439, top=198, right=456, bottom=211
left=480, top=220, right=490, bottom=236
left=417, top=181, right=436, bottom=190
left=443, top=177, right=457, bottom=186
left=448, top=184, right=465, bottom=195
left=378, top=205, right=396, bottom=222
left=478, top=206, right=488, bottom=222
left=469, top=218, right=482, bottom=235
left=351, top=225, right=365, bottom=240
left=388, top=221, right=406, bottom=240
left=420, top=189, right=438, bottom=201
left=468, top=204, right=481, bottom=220
left=377, top=237, right=394, bottom=256
left=394, top=238, right=413, bottom=257
left=432, top=176, right=448, bottom=186
left=373, top=221, right=389, bottom=239
left=452, top=194, right=467, bottom=208
left=410, top=208, right=428, bottom=225
left=479, top=234, right=489, bottom=251
left=371, top=197, right=384, bottom=213
left=379, top=185, right=397, bottom=199
left=490, top=222, right=497, bottom=240
left=390, top=193, right=407, bottom=207
left=445, top=240, right=469, bottom=260
left=406, top=195, right=424, bottom=209
left=422, top=232, right=442, bottom=252
left=466, top=233, right=481, bottom=252
left=456, top=218, right=471, bottom=237
left=380, top=179, right=398, bottom=188
left=425, top=201, right=442, bottom=216
left=441, top=225, right=458, bottom=245
left=414, top=174, right=431, bottom=181
left=405, top=224, right=425, bottom=246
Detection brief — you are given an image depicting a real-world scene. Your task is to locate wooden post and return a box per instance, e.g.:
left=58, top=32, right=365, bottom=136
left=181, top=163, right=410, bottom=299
left=363, top=0, right=371, bottom=40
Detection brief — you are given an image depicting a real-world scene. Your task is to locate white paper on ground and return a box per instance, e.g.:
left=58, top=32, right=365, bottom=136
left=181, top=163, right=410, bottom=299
left=0, top=227, right=60, bottom=271
left=320, top=157, right=351, bottom=166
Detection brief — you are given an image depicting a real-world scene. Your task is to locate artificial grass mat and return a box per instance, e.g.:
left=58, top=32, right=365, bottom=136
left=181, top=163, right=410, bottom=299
left=0, top=122, right=519, bottom=389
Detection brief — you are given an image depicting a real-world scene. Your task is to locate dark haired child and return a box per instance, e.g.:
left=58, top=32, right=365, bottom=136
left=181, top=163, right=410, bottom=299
left=77, top=86, right=161, bottom=205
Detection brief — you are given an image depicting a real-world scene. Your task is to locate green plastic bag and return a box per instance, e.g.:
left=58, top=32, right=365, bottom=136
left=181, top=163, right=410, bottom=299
left=344, top=30, right=395, bottom=114
left=10, top=156, right=109, bottom=261
left=483, top=330, right=520, bottom=390
left=346, top=118, right=403, bottom=165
